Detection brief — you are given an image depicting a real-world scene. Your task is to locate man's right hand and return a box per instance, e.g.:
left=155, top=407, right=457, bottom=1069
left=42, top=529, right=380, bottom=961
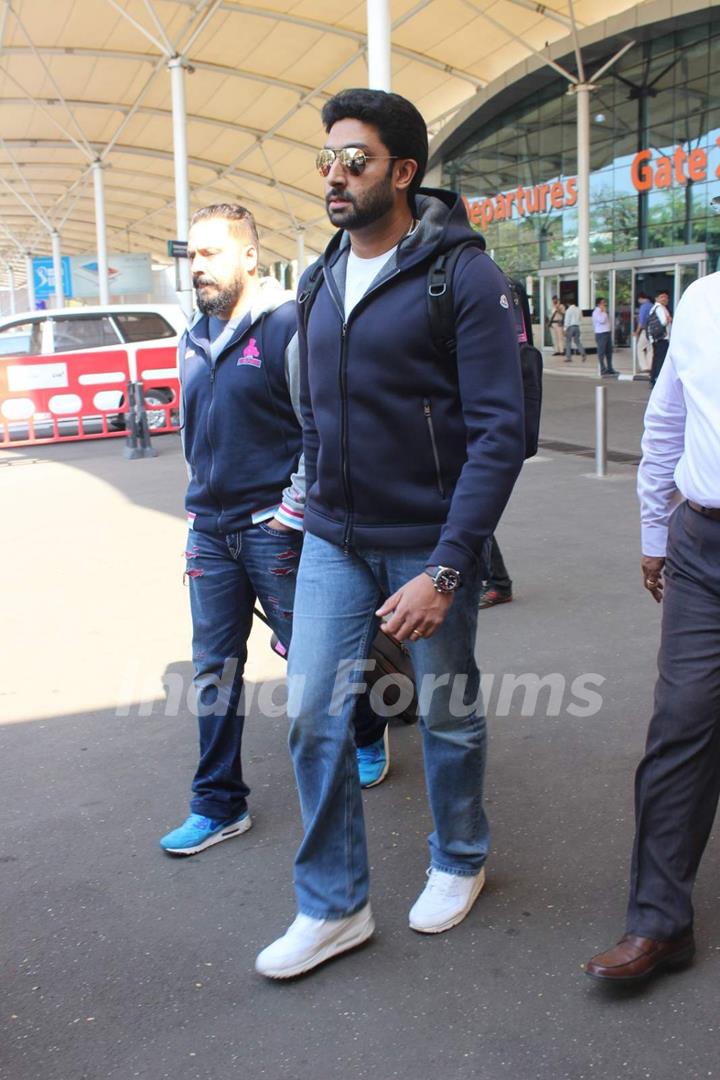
left=641, top=555, right=666, bottom=603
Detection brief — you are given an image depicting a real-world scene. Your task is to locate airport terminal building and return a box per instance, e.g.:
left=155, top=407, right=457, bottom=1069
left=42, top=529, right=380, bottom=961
left=428, top=2, right=720, bottom=347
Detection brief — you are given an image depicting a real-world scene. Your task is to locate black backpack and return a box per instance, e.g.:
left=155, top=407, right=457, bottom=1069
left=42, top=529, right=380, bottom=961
left=426, top=242, right=542, bottom=459
left=646, top=304, right=666, bottom=344
left=298, top=240, right=543, bottom=459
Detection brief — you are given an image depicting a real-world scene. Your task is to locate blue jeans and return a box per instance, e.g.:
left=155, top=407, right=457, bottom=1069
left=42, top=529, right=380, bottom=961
left=287, top=533, right=488, bottom=919
left=185, top=522, right=302, bottom=820
left=185, top=525, right=383, bottom=821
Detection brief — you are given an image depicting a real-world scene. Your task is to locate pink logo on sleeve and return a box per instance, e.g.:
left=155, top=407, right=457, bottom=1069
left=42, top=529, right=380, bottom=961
left=237, top=338, right=262, bottom=367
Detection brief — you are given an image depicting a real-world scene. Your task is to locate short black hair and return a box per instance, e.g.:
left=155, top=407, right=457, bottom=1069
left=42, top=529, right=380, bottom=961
left=321, top=89, right=428, bottom=201
left=595, top=296, right=605, bottom=305
left=190, top=203, right=259, bottom=248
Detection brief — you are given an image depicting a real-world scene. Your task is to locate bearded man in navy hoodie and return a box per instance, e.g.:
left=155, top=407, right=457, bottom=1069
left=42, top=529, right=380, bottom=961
left=161, top=204, right=384, bottom=857
left=158, top=204, right=304, bottom=856
left=256, top=91, right=526, bottom=979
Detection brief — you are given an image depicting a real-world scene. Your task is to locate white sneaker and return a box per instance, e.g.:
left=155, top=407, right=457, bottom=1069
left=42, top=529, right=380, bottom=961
left=255, top=904, right=375, bottom=979
left=409, top=867, right=485, bottom=934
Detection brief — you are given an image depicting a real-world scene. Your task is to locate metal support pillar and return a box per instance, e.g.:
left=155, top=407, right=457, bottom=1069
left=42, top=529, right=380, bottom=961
left=92, top=160, right=110, bottom=305
left=7, top=264, right=16, bottom=314
left=51, top=230, right=64, bottom=309
left=25, top=252, right=35, bottom=310
left=367, top=0, right=391, bottom=91
left=169, top=56, right=193, bottom=321
left=595, top=385, right=607, bottom=477
left=575, top=83, right=592, bottom=311
left=296, top=229, right=305, bottom=276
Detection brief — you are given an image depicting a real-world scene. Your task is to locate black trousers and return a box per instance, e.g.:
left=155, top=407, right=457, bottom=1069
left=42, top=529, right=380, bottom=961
left=595, top=331, right=613, bottom=372
left=483, top=534, right=512, bottom=591
left=650, top=338, right=669, bottom=385
left=626, top=502, right=720, bottom=939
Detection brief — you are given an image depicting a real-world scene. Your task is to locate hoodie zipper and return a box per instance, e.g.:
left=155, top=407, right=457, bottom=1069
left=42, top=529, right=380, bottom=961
left=338, top=321, right=353, bottom=552
left=206, top=362, right=227, bottom=530
left=325, top=265, right=404, bottom=553
left=187, top=322, right=242, bottom=532
left=423, top=398, right=445, bottom=498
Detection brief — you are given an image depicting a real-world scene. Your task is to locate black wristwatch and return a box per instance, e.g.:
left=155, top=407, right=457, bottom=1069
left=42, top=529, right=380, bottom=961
left=424, top=565, right=462, bottom=593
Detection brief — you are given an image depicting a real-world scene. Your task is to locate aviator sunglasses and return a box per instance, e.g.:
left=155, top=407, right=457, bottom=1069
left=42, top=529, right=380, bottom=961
left=316, top=147, right=398, bottom=176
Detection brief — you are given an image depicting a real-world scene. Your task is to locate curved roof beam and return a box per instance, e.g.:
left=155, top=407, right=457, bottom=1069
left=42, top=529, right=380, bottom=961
left=0, top=164, right=329, bottom=254
left=503, top=0, right=582, bottom=30
left=0, top=97, right=318, bottom=155
left=0, top=188, right=327, bottom=251
left=0, top=46, right=323, bottom=98
left=0, top=215, right=304, bottom=267
left=0, top=140, right=323, bottom=206
left=0, top=161, right=329, bottom=235
left=170, top=1, right=486, bottom=86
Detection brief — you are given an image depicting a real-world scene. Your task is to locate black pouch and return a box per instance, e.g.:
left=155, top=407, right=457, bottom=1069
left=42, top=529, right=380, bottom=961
left=255, top=610, right=418, bottom=725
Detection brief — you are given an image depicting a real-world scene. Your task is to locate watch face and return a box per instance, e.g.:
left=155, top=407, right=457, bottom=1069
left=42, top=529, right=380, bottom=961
left=434, top=567, right=460, bottom=592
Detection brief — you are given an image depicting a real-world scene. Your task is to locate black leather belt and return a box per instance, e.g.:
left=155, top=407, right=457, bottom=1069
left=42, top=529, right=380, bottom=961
left=687, top=500, right=720, bottom=522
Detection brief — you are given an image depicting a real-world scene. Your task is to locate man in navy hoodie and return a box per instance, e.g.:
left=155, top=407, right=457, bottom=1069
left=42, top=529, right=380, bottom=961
left=256, top=91, right=526, bottom=978
left=162, top=204, right=384, bottom=856
left=159, top=204, right=306, bottom=856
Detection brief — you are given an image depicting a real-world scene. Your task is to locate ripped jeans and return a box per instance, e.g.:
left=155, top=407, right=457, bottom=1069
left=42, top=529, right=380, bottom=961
left=184, top=522, right=302, bottom=820
left=184, top=524, right=383, bottom=820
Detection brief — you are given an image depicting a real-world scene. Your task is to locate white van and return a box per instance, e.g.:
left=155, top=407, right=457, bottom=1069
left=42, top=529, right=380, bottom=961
left=0, top=303, right=187, bottom=436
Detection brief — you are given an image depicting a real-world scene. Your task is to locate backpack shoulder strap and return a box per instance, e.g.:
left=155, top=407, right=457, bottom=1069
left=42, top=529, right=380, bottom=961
left=296, top=259, right=325, bottom=338
left=427, top=240, right=486, bottom=359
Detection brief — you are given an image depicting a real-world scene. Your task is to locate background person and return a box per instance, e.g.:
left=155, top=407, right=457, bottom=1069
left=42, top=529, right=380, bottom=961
left=634, top=290, right=653, bottom=373
left=478, top=535, right=513, bottom=608
left=547, top=294, right=566, bottom=355
left=161, top=203, right=384, bottom=858
left=563, top=301, right=586, bottom=362
left=648, top=289, right=672, bottom=387
left=585, top=271, right=720, bottom=985
left=591, top=297, right=618, bottom=377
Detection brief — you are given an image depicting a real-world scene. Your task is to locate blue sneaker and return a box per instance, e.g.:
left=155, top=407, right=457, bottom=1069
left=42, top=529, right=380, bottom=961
left=160, top=811, right=252, bottom=856
left=356, top=728, right=390, bottom=789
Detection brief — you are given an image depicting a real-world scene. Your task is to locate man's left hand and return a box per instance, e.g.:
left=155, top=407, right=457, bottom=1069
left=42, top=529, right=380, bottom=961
left=267, top=517, right=293, bottom=533
left=376, top=573, right=454, bottom=642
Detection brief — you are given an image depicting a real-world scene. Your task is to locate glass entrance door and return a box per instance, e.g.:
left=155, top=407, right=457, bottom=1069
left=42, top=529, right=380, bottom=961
left=614, top=269, right=632, bottom=349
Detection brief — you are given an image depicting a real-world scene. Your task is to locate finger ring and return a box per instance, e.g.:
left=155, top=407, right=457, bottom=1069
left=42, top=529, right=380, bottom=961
left=410, top=630, right=421, bottom=639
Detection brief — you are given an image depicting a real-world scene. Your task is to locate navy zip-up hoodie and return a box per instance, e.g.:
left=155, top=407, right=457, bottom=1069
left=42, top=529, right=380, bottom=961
left=180, top=285, right=302, bottom=536
left=297, top=188, right=526, bottom=576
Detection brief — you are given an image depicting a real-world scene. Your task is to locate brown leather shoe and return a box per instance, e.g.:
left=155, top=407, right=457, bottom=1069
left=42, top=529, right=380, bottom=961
left=584, top=933, right=695, bottom=984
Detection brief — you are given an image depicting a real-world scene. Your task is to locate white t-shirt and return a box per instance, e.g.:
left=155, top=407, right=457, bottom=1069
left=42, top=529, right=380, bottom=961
left=344, top=246, right=397, bottom=317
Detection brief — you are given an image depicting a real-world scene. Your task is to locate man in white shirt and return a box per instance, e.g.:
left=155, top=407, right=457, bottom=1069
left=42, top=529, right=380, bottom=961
left=591, top=297, right=618, bottom=377
left=585, top=272, right=720, bottom=985
left=563, top=302, right=586, bottom=362
left=648, top=289, right=672, bottom=386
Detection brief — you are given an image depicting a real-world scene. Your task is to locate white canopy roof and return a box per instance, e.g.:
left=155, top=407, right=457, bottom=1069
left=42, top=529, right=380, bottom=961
left=0, top=0, right=642, bottom=276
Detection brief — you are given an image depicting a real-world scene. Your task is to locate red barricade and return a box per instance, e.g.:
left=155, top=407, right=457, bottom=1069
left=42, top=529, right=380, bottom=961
left=0, top=345, right=181, bottom=448
left=0, top=349, right=132, bottom=447
left=135, top=346, right=181, bottom=435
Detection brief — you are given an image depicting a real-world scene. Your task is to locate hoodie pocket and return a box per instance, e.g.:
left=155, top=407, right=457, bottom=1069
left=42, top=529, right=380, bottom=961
left=423, top=398, right=445, bottom=498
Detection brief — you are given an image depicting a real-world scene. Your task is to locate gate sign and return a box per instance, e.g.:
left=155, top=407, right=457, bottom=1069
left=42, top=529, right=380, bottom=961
left=32, top=257, right=73, bottom=301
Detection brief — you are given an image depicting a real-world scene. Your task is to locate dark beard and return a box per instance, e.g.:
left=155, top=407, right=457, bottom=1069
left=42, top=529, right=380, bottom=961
left=326, top=174, right=395, bottom=230
left=194, top=276, right=244, bottom=317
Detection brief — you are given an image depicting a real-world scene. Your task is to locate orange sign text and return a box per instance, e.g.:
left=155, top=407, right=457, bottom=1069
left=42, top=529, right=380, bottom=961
left=630, top=138, right=720, bottom=190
